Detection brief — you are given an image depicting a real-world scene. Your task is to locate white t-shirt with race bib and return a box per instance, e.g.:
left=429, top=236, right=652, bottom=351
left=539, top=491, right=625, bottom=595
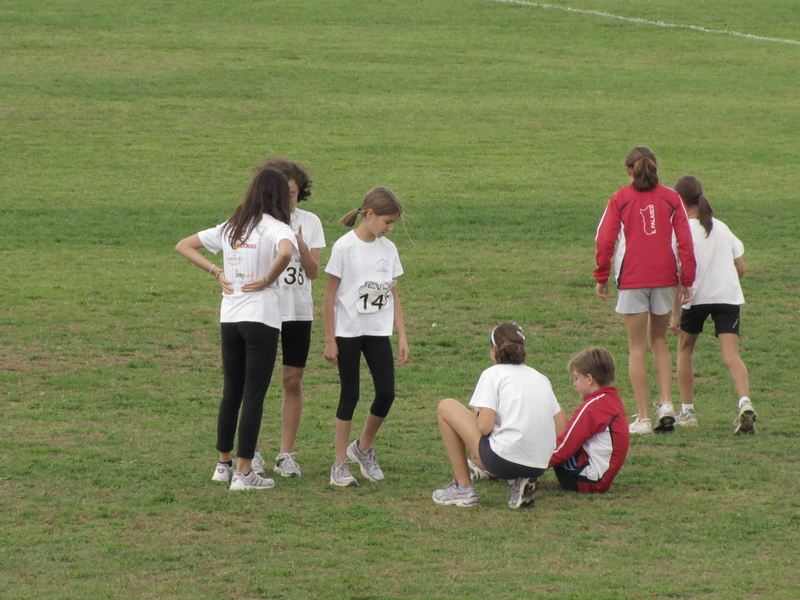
left=324, top=230, right=403, bottom=338
left=279, top=208, right=326, bottom=322
left=198, top=214, right=297, bottom=329
left=469, top=363, right=561, bottom=469
left=683, top=217, right=745, bottom=308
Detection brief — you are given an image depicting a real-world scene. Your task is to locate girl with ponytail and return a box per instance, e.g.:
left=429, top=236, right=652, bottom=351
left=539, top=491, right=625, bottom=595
left=432, top=323, right=567, bottom=509
left=594, top=146, right=697, bottom=435
left=670, top=176, right=756, bottom=434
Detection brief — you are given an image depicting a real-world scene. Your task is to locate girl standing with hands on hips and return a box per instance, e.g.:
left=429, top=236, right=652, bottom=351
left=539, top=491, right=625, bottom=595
left=323, top=187, right=409, bottom=487
left=175, top=167, right=297, bottom=490
left=594, top=147, right=696, bottom=434
left=670, top=176, right=756, bottom=434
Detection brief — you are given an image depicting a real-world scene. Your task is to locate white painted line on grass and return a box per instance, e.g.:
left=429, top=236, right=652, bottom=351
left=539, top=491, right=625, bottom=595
left=486, top=0, right=800, bottom=46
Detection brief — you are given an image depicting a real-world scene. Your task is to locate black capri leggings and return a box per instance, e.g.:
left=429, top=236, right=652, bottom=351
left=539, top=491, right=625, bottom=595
left=335, top=336, right=395, bottom=421
left=217, top=321, right=280, bottom=459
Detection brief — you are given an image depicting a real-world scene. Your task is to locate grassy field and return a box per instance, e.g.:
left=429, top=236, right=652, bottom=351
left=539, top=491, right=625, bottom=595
left=1, top=1, right=799, bottom=598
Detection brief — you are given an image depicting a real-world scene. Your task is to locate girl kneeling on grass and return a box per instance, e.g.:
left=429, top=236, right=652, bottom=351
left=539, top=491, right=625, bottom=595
left=549, top=347, right=630, bottom=494
left=323, top=187, right=409, bottom=487
left=433, top=323, right=568, bottom=509
left=175, top=167, right=297, bottom=490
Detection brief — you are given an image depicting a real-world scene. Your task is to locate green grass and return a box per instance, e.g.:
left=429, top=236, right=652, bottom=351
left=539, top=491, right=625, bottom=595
left=1, top=1, right=799, bottom=598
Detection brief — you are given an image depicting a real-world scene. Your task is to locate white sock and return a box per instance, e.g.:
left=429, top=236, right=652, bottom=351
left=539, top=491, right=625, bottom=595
left=682, top=403, right=694, bottom=412
left=738, top=396, right=751, bottom=408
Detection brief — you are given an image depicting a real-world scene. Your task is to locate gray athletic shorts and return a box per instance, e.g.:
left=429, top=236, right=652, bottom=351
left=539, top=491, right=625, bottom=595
left=615, top=287, right=675, bottom=316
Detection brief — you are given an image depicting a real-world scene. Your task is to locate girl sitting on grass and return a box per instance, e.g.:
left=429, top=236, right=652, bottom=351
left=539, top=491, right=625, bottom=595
left=432, top=322, right=567, bottom=509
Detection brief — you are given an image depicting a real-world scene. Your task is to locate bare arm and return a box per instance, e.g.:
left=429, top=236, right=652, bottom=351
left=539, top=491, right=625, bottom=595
left=734, top=256, right=747, bottom=278
left=241, top=238, right=294, bottom=293
left=323, top=275, right=340, bottom=365
left=553, top=408, right=569, bottom=438
left=295, top=226, right=321, bottom=280
left=476, top=407, right=495, bottom=436
left=391, top=286, right=409, bottom=365
left=175, top=234, right=232, bottom=288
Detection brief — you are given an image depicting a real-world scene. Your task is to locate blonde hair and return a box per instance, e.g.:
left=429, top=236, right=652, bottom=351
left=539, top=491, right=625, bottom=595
left=568, top=347, right=615, bottom=387
left=339, top=187, right=402, bottom=227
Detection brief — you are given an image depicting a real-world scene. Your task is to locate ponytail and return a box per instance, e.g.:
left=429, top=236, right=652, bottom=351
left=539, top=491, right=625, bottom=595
left=625, top=146, right=659, bottom=192
left=675, top=175, right=714, bottom=237
left=338, top=186, right=402, bottom=228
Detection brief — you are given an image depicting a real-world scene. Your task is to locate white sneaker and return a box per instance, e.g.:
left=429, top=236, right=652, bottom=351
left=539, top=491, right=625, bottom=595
left=734, top=400, right=757, bottom=435
left=251, top=452, right=265, bottom=475
left=432, top=479, right=478, bottom=507
left=676, top=408, right=698, bottom=427
left=507, top=477, right=538, bottom=509
left=212, top=462, right=233, bottom=483
left=230, top=470, right=275, bottom=490
left=329, top=461, right=358, bottom=487
left=629, top=417, right=653, bottom=434
left=654, top=403, right=676, bottom=433
left=274, top=452, right=302, bottom=477
left=467, top=459, right=496, bottom=483
left=346, top=439, right=385, bottom=482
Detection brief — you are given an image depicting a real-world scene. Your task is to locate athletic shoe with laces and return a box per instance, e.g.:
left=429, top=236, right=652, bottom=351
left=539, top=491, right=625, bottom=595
left=212, top=462, right=233, bottom=483
left=507, top=477, right=538, bottom=509
left=629, top=417, right=653, bottom=434
left=653, top=402, right=676, bottom=433
left=274, top=452, right=302, bottom=477
left=734, top=400, right=757, bottom=435
left=346, top=439, right=385, bottom=482
left=251, top=451, right=266, bottom=475
left=676, top=407, right=698, bottom=427
left=229, top=470, right=275, bottom=490
left=468, top=459, right=497, bottom=483
left=432, top=479, right=478, bottom=507
left=329, top=461, right=358, bottom=487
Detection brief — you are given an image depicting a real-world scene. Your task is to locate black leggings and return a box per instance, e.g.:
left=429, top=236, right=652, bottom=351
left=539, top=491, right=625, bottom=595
left=335, top=336, right=395, bottom=421
left=217, top=322, right=280, bottom=459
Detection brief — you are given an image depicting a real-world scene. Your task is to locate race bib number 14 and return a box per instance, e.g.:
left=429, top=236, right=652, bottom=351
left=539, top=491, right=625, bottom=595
left=356, top=280, right=397, bottom=314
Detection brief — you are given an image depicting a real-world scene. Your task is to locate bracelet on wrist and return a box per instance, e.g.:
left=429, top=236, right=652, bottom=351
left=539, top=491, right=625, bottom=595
left=215, top=270, right=223, bottom=279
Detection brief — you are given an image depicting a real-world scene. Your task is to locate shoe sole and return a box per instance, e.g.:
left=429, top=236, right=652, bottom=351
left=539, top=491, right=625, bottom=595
left=230, top=481, right=275, bottom=490
left=676, top=420, right=698, bottom=427
left=735, top=410, right=757, bottom=435
left=329, top=477, right=358, bottom=487
left=274, top=465, right=302, bottom=478
left=654, top=415, right=676, bottom=433
left=508, top=478, right=537, bottom=509
left=346, top=447, right=384, bottom=482
left=432, top=496, right=478, bottom=507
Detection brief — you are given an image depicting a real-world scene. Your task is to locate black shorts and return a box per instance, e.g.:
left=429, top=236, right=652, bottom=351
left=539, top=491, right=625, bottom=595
left=680, top=304, right=741, bottom=336
left=478, top=435, right=546, bottom=481
left=280, top=320, right=313, bottom=368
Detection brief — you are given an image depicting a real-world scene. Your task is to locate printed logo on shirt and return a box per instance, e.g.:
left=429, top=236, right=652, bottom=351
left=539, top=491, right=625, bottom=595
left=376, top=259, right=389, bottom=273
left=227, top=251, right=243, bottom=265
left=640, top=205, right=656, bottom=236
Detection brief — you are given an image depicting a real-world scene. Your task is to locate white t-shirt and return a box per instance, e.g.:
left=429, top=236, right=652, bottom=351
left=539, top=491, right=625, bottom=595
left=198, top=214, right=297, bottom=329
left=469, top=363, right=561, bottom=469
left=683, top=218, right=745, bottom=307
left=279, top=208, right=326, bottom=322
left=324, top=230, right=404, bottom=338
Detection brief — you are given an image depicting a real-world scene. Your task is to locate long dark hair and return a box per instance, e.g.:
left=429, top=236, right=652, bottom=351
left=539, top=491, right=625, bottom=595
left=675, top=175, right=714, bottom=237
left=625, top=146, right=659, bottom=192
left=260, top=156, right=313, bottom=202
left=222, top=168, right=292, bottom=247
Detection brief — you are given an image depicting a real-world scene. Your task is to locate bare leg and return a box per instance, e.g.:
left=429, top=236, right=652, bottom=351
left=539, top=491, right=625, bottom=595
left=358, top=413, right=386, bottom=450
left=280, top=366, right=304, bottom=453
left=437, top=398, right=483, bottom=488
left=677, top=332, right=699, bottom=405
left=649, top=312, right=674, bottom=405
left=624, top=312, right=651, bottom=419
left=334, top=418, right=352, bottom=464
left=718, top=333, right=749, bottom=399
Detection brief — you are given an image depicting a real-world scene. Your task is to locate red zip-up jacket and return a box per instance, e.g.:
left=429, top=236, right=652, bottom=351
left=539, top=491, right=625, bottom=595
left=594, top=184, right=696, bottom=289
left=549, top=386, right=630, bottom=494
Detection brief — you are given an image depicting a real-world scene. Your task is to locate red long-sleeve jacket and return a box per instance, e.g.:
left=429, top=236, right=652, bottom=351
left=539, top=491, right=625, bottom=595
left=549, top=386, right=630, bottom=494
left=594, top=184, right=696, bottom=289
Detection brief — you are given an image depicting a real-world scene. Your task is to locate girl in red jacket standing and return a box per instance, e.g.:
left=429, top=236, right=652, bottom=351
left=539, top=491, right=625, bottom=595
left=594, top=147, right=696, bottom=434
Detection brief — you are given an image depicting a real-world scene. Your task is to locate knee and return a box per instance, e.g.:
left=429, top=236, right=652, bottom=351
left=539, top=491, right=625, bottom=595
left=282, top=368, right=304, bottom=395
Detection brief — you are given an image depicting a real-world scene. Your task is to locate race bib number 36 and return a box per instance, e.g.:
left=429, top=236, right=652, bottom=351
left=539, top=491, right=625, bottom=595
left=356, top=280, right=397, bottom=314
